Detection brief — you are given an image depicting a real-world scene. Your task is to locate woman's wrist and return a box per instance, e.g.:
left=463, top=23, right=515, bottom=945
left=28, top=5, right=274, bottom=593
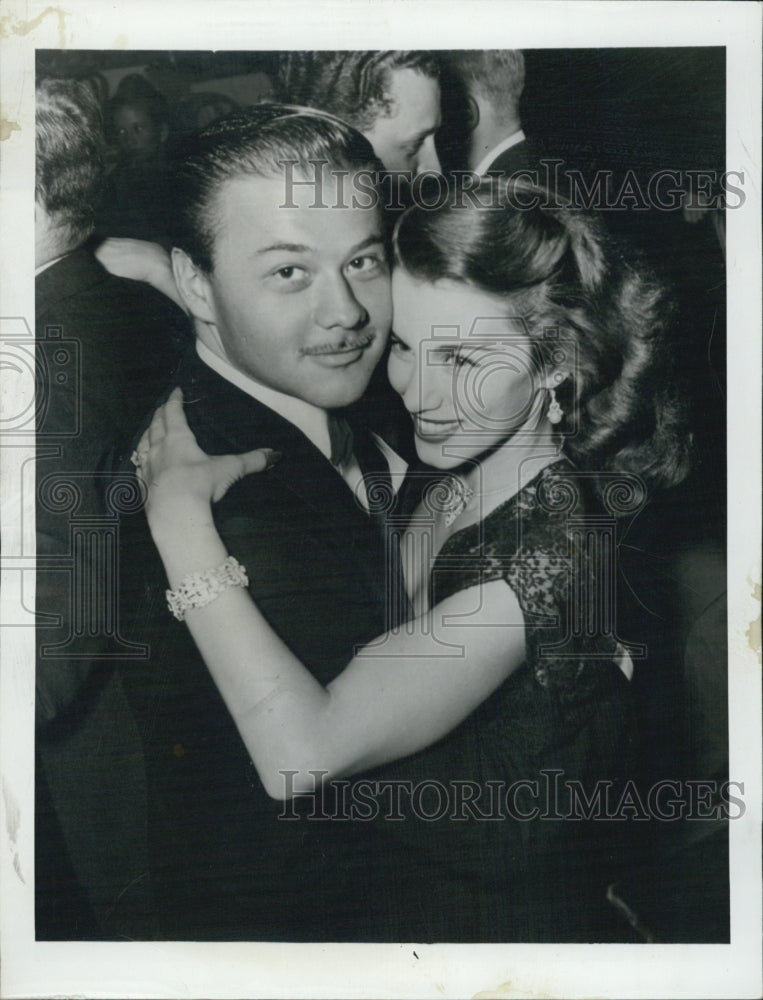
left=147, top=493, right=214, bottom=537
left=150, top=516, right=230, bottom=589
left=146, top=495, right=226, bottom=577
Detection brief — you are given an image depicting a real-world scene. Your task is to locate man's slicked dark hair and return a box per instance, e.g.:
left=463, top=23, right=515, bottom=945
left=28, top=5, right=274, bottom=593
left=276, top=51, right=440, bottom=132
left=169, top=103, right=384, bottom=274
left=36, top=77, right=105, bottom=248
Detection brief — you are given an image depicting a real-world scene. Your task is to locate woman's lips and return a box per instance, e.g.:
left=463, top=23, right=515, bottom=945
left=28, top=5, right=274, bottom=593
left=412, top=414, right=461, bottom=439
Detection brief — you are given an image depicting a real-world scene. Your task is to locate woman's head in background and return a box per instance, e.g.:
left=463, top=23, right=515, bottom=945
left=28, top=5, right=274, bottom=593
left=106, top=74, right=169, bottom=163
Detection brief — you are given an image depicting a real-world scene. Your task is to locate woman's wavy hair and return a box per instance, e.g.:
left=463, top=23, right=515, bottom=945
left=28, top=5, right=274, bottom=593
left=393, top=178, right=692, bottom=492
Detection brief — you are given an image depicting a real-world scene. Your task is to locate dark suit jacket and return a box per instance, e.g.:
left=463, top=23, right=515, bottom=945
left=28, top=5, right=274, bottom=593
left=35, top=248, right=189, bottom=719
left=119, top=348, right=409, bottom=940
left=485, top=135, right=569, bottom=202
left=35, top=249, right=190, bottom=939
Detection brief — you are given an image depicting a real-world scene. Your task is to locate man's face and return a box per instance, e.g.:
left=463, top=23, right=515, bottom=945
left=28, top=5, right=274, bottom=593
left=363, top=68, right=442, bottom=176
left=199, top=170, right=391, bottom=410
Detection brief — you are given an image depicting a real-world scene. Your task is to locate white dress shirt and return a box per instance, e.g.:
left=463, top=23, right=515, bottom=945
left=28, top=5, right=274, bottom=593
left=195, top=340, right=406, bottom=510
left=473, top=129, right=526, bottom=177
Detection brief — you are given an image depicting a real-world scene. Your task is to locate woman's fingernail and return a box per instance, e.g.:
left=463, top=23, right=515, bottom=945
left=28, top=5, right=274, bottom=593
left=263, top=449, right=282, bottom=469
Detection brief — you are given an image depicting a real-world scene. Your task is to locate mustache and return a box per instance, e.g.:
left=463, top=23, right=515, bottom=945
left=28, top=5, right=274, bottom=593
left=301, top=333, right=376, bottom=356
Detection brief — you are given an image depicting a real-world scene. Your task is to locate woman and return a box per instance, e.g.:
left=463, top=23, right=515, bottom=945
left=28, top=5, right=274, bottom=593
left=135, top=180, right=690, bottom=939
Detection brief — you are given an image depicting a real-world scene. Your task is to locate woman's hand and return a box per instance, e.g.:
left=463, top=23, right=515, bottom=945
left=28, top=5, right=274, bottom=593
left=133, top=387, right=280, bottom=526
left=95, top=238, right=189, bottom=313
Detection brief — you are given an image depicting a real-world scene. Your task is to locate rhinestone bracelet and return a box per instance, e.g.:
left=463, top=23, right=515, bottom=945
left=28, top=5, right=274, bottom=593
left=166, top=556, right=249, bottom=621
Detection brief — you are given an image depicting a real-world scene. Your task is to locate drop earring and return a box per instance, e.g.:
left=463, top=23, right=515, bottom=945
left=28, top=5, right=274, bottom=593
left=547, top=387, right=564, bottom=424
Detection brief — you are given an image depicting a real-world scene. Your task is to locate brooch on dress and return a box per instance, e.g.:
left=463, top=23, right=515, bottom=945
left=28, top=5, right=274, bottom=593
left=440, top=475, right=475, bottom=527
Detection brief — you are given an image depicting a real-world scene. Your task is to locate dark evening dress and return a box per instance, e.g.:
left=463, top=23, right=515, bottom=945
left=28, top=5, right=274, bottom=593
left=369, top=459, right=639, bottom=942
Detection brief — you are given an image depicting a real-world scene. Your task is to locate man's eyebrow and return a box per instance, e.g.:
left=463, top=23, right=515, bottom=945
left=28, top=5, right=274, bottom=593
left=346, top=234, right=386, bottom=257
left=255, top=242, right=312, bottom=256
left=254, top=235, right=385, bottom=258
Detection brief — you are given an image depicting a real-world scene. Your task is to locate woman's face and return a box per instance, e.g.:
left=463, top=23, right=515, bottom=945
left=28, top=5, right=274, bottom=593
left=388, top=269, right=547, bottom=470
left=113, top=105, right=164, bottom=160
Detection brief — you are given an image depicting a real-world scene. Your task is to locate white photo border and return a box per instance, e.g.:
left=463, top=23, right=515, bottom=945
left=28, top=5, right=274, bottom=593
left=1, top=1, right=760, bottom=997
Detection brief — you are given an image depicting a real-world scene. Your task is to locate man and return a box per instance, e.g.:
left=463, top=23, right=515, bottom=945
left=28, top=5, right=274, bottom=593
left=119, top=105, right=411, bottom=941
left=34, top=77, right=189, bottom=939
left=444, top=50, right=548, bottom=177
left=276, top=50, right=442, bottom=176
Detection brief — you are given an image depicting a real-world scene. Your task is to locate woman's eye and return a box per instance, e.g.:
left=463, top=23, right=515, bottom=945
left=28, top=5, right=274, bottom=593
left=442, top=348, right=476, bottom=369
left=389, top=335, right=411, bottom=354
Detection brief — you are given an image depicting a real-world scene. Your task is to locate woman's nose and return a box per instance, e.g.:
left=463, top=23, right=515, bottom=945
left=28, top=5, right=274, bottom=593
left=400, top=362, right=440, bottom=413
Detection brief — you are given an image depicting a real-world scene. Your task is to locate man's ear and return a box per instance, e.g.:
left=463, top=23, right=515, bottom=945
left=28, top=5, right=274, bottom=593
left=171, top=248, right=217, bottom=326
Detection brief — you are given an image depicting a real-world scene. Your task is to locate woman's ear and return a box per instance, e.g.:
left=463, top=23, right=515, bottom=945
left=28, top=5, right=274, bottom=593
left=171, top=248, right=217, bottom=326
left=543, top=368, right=572, bottom=392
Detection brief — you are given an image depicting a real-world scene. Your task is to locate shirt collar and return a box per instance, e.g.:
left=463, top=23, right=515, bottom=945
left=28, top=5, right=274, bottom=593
left=35, top=251, right=70, bottom=276
left=195, top=340, right=332, bottom=460
left=474, top=129, right=526, bottom=177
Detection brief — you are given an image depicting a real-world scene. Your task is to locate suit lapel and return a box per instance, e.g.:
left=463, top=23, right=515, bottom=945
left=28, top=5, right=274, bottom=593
left=176, top=352, right=395, bottom=609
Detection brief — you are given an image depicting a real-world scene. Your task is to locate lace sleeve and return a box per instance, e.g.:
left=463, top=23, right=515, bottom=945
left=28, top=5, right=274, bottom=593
left=431, top=464, right=624, bottom=698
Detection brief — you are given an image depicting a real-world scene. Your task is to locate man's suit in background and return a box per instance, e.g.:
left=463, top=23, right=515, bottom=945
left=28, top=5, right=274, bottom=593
left=35, top=248, right=189, bottom=938
left=479, top=130, right=570, bottom=201
left=119, top=348, right=411, bottom=941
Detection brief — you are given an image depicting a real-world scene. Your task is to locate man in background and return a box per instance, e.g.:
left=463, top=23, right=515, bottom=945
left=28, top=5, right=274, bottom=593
left=443, top=49, right=554, bottom=178
left=276, top=50, right=442, bottom=177
left=35, top=77, right=188, bottom=938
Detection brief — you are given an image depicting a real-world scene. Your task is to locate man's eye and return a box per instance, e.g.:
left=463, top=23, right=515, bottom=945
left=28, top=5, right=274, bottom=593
left=267, top=265, right=310, bottom=289
left=346, top=254, right=385, bottom=276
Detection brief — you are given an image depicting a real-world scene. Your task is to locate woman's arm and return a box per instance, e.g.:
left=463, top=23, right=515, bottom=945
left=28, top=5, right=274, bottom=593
left=139, top=391, right=526, bottom=798
left=95, top=238, right=189, bottom=313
